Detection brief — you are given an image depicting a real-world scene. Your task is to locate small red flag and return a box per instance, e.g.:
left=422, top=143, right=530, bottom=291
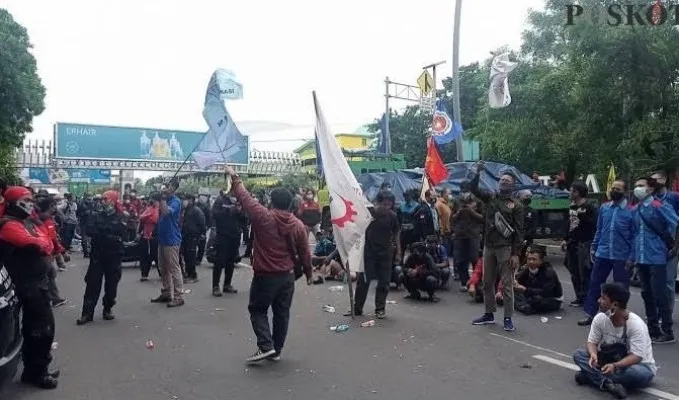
left=424, top=137, right=448, bottom=185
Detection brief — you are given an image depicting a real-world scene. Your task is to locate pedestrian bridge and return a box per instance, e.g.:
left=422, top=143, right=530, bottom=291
left=15, top=139, right=302, bottom=176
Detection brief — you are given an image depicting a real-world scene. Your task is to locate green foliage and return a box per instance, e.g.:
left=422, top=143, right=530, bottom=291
left=0, top=9, right=46, bottom=183
left=376, top=0, right=679, bottom=182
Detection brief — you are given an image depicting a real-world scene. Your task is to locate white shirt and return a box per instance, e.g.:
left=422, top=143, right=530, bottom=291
left=587, top=312, right=656, bottom=375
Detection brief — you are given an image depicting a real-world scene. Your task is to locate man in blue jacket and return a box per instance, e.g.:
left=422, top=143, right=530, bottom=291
left=578, top=179, right=634, bottom=326
left=651, top=171, right=679, bottom=324
left=632, top=176, right=679, bottom=344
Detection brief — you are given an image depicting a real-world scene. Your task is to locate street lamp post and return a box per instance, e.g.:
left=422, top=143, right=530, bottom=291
left=452, top=0, right=464, bottom=162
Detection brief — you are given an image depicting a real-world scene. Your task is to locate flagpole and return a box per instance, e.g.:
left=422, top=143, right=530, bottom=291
left=452, top=0, right=464, bottom=162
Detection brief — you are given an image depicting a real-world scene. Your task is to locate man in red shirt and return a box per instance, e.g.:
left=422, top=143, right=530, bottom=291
left=225, top=166, right=313, bottom=363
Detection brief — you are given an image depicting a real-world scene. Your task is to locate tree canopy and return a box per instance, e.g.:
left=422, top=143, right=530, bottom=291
left=372, top=0, right=679, bottom=183
left=0, top=9, right=46, bottom=183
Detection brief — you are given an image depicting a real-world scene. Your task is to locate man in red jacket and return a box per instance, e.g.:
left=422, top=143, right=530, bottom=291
left=225, top=166, right=313, bottom=363
left=0, top=186, right=59, bottom=389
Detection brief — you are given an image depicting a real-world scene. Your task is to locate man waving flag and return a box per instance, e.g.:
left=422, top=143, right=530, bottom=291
left=312, top=92, right=372, bottom=275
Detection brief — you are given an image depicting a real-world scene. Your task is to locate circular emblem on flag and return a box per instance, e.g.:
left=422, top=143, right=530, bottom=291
left=507, top=202, right=515, bottom=209
left=431, top=110, right=452, bottom=136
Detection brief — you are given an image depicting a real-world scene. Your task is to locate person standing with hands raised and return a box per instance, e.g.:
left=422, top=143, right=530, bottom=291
left=469, top=160, right=524, bottom=332
left=224, top=165, right=313, bottom=363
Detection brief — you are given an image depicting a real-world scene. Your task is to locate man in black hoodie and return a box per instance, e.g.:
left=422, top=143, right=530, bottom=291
left=212, top=193, right=247, bottom=296
left=181, top=194, right=206, bottom=283
left=514, top=246, right=563, bottom=315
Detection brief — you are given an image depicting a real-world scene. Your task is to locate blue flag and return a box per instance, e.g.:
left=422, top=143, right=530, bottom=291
left=376, top=113, right=388, bottom=154
left=314, top=130, right=323, bottom=178
left=430, top=99, right=463, bottom=146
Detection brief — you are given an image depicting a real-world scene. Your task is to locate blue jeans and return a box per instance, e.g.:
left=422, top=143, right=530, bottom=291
left=638, top=263, right=673, bottom=335
left=573, top=349, right=654, bottom=390
left=584, top=258, right=629, bottom=317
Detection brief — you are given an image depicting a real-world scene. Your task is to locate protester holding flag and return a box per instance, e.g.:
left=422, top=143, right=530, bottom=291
left=224, top=165, right=312, bottom=363
left=350, top=190, right=401, bottom=319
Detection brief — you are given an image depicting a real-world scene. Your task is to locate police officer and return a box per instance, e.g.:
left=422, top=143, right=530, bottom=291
left=77, top=190, right=126, bottom=325
left=0, top=186, right=59, bottom=389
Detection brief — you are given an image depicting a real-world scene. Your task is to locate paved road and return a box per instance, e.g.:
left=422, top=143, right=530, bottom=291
left=2, top=253, right=678, bottom=400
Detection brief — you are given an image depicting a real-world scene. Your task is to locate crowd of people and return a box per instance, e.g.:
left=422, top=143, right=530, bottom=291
left=0, top=161, right=677, bottom=398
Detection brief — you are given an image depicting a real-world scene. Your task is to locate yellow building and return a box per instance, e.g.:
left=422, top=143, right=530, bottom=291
left=294, top=126, right=374, bottom=172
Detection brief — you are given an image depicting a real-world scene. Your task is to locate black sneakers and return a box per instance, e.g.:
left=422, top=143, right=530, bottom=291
left=245, top=349, right=276, bottom=363
left=652, top=333, right=676, bottom=344
left=603, top=380, right=628, bottom=399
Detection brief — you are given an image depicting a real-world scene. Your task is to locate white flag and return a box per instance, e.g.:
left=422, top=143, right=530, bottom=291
left=420, top=174, right=431, bottom=202
left=205, top=69, right=243, bottom=101
left=313, top=92, right=373, bottom=273
left=488, top=53, right=517, bottom=109
left=192, top=69, right=247, bottom=169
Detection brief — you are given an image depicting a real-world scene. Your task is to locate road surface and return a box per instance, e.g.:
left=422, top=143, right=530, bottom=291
left=2, top=253, right=678, bottom=400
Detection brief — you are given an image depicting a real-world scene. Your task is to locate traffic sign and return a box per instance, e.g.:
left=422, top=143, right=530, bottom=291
left=417, top=71, right=434, bottom=95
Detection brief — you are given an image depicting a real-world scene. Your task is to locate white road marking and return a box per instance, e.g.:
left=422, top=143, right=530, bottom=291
left=532, top=354, right=578, bottom=371
left=488, top=332, right=570, bottom=358
left=533, top=354, right=679, bottom=400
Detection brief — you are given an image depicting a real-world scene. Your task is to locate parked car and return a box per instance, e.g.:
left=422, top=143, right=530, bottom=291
left=0, top=265, right=21, bottom=389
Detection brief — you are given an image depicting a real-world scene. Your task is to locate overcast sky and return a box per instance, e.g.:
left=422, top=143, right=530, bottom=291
left=5, top=0, right=544, bottom=155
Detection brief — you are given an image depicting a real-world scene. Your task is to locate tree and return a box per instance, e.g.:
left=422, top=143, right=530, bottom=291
left=373, top=0, right=679, bottom=183
left=0, top=10, right=46, bottom=173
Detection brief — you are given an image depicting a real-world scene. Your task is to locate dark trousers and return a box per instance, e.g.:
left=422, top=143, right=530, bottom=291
left=213, top=237, right=240, bottom=289
left=18, top=287, right=55, bottom=378
left=140, top=237, right=159, bottom=277
left=244, top=227, right=254, bottom=257
left=584, top=257, right=629, bottom=317
left=81, top=256, right=122, bottom=316
left=391, top=265, right=404, bottom=286
left=60, top=223, right=76, bottom=250
left=638, top=263, right=673, bottom=335
left=565, top=240, right=592, bottom=302
left=404, top=274, right=439, bottom=298
left=196, top=234, right=207, bottom=264
left=515, top=293, right=562, bottom=315
left=399, top=230, right=418, bottom=263
left=453, top=238, right=479, bottom=286
left=181, top=234, right=199, bottom=279
left=354, top=251, right=391, bottom=313
left=248, top=272, right=295, bottom=353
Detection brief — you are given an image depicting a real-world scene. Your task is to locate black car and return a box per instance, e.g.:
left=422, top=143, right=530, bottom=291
left=0, top=265, right=21, bottom=389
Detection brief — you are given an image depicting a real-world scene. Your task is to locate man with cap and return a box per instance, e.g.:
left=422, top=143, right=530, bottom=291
left=0, top=186, right=59, bottom=389
left=77, top=190, right=127, bottom=325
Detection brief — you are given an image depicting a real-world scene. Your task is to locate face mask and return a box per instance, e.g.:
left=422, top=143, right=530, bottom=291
left=499, top=184, right=513, bottom=194
left=633, top=186, right=648, bottom=200
left=306, top=195, right=313, bottom=200
left=124, top=200, right=130, bottom=204
left=15, top=199, right=34, bottom=217
left=104, top=204, right=115, bottom=214
left=182, top=200, right=189, bottom=207
left=448, top=195, right=453, bottom=201
left=610, top=191, right=624, bottom=201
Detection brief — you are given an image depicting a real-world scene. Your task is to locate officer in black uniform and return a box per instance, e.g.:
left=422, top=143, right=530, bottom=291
left=77, top=190, right=126, bottom=325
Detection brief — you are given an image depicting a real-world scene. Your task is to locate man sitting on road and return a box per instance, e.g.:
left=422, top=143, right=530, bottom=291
left=403, top=242, right=441, bottom=302
left=573, top=283, right=656, bottom=399
left=513, top=246, right=563, bottom=315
